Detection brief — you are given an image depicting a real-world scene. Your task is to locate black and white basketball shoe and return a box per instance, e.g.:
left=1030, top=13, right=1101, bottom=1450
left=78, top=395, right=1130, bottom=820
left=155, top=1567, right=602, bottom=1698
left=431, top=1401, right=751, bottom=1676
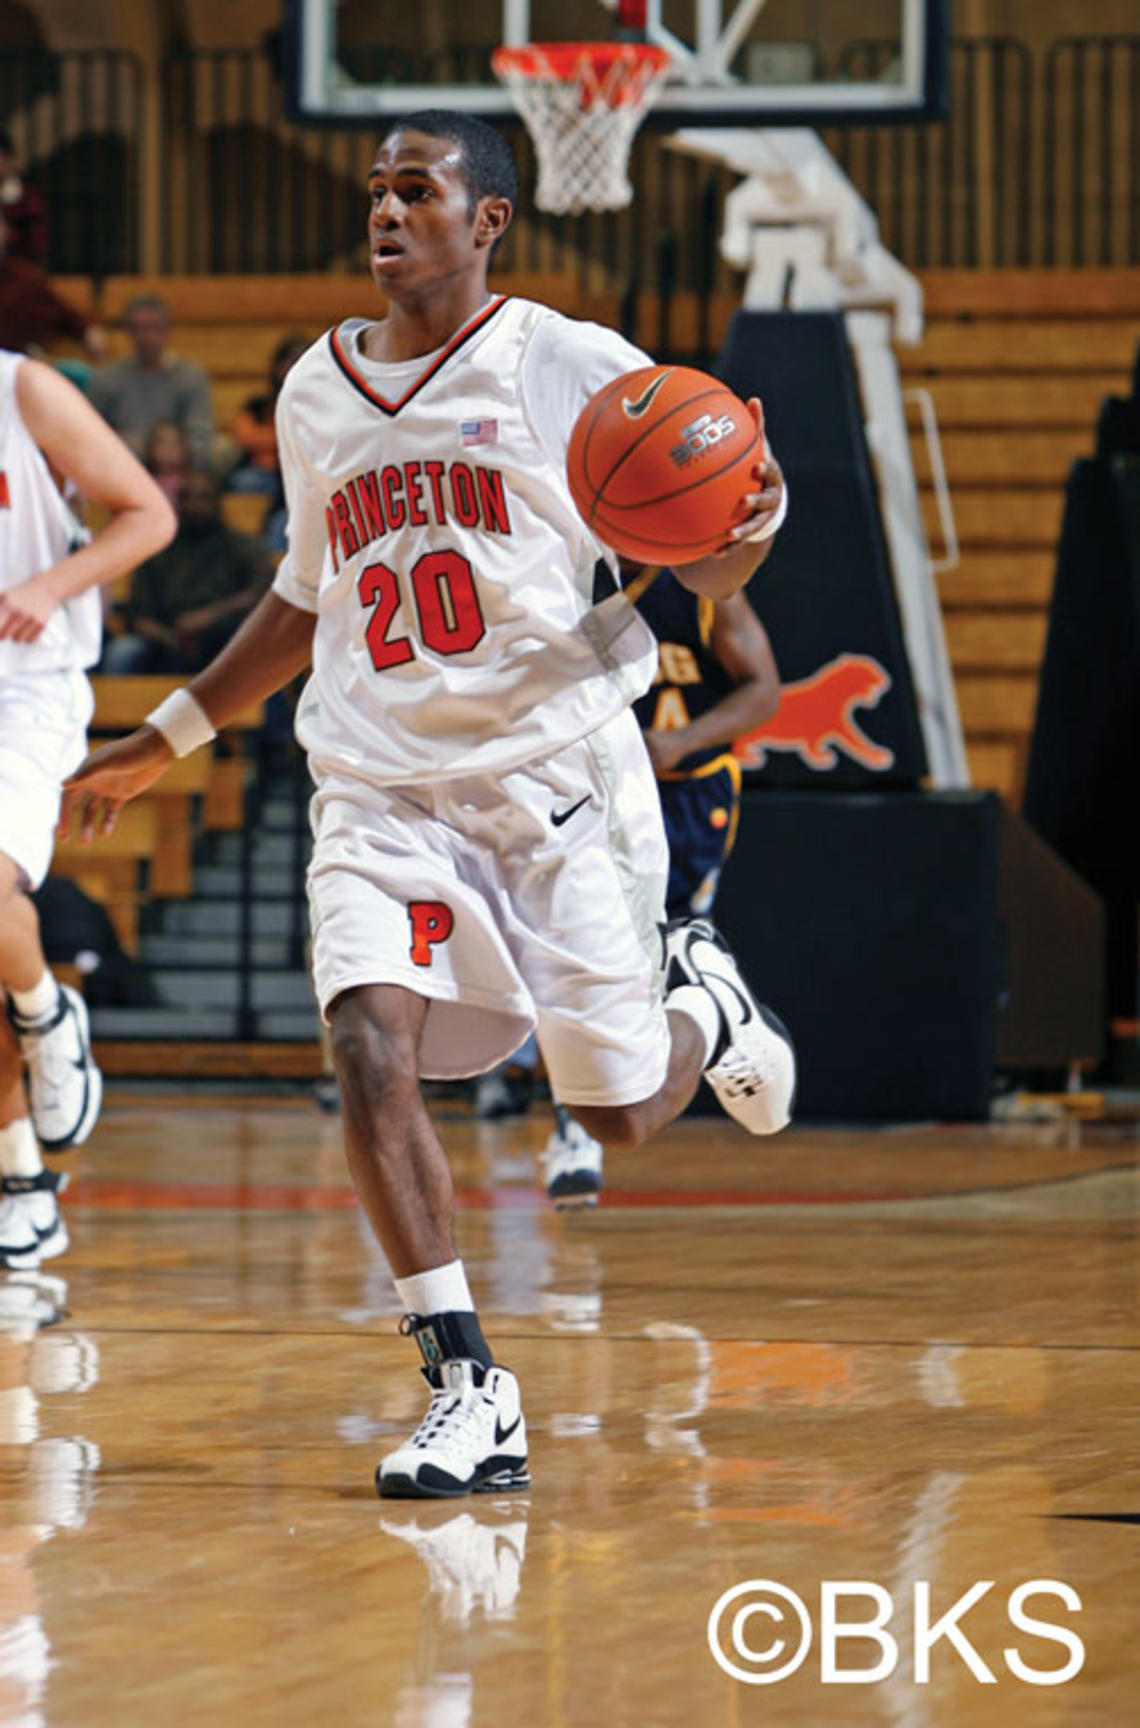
left=665, top=917, right=796, bottom=1135
left=8, top=985, right=102, bottom=1150
left=0, top=1169, right=69, bottom=1270
left=377, top=1357, right=530, bottom=1500
left=541, top=1106, right=603, bottom=1209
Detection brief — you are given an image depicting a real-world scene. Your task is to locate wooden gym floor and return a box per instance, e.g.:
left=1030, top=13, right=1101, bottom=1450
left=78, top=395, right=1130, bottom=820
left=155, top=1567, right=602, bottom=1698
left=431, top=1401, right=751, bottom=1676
left=1, top=1091, right=1136, bottom=1726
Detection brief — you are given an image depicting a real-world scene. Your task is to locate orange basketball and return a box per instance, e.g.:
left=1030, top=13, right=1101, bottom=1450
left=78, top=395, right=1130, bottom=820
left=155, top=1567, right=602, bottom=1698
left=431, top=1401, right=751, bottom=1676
left=566, top=364, right=764, bottom=564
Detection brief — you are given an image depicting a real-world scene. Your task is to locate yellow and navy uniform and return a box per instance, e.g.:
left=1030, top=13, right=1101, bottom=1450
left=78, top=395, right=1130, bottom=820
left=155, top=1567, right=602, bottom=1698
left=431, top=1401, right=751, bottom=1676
left=628, top=566, right=743, bottom=917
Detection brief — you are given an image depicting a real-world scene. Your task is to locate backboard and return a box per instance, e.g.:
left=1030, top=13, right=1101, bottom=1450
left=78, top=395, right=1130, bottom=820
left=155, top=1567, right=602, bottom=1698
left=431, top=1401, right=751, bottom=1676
left=285, top=0, right=949, bottom=129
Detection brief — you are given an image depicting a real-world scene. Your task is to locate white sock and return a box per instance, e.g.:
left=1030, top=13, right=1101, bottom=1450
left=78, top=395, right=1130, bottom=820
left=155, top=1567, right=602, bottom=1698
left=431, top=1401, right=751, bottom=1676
left=395, top=1259, right=474, bottom=1316
left=0, top=1118, right=44, bottom=1180
left=10, top=970, right=60, bottom=1023
left=667, top=985, right=722, bottom=1069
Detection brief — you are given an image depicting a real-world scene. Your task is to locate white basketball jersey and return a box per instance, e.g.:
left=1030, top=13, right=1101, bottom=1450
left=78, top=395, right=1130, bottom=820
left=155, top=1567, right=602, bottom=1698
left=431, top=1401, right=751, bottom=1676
left=0, top=349, right=100, bottom=673
left=272, top=298, right=658, bottom=787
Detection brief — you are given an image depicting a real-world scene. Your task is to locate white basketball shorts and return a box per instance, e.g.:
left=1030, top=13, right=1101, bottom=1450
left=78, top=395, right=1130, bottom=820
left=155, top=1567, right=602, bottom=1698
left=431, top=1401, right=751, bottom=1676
left=308, top=707, right=671, bottom=1108
left=0, top=668, right=93, bottom=890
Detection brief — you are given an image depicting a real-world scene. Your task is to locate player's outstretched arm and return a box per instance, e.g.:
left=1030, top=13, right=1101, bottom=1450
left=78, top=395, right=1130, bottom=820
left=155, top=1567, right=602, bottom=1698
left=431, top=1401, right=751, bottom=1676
left=672, top=399, right=787, bottom=599
left=0, top=359, right=176, bottom=644
left=60, top=591, right=316, bottom=842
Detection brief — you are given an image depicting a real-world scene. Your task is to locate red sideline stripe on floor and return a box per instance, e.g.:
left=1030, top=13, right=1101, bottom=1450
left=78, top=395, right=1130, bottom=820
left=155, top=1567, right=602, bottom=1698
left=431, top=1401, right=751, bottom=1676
left=64, top=1179, right=909, bottom=1211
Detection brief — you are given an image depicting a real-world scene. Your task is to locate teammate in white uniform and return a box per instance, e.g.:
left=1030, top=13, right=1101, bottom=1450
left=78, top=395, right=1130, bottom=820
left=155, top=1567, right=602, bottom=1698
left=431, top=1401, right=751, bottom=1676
left=0, top=352, right=174, bottom=1268
left=60, top=112, right=794, bottom=1498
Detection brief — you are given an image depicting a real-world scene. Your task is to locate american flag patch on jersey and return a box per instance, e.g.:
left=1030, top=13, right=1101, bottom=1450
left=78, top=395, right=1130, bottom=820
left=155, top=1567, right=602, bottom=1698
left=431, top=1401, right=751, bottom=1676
left=460, top=418, right=498, bottom=447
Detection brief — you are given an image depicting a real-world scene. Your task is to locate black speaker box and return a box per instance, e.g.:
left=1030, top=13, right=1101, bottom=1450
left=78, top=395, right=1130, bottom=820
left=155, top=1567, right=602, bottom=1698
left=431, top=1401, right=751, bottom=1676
left=1023, top=458, right=1140, bottom=1017
left=714, top=790, right=1105, bottom=1120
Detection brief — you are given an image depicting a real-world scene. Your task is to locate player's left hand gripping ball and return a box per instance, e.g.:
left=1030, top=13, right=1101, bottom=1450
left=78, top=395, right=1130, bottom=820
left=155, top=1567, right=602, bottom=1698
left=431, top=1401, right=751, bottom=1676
left=724, top=413, right=785, bottom=552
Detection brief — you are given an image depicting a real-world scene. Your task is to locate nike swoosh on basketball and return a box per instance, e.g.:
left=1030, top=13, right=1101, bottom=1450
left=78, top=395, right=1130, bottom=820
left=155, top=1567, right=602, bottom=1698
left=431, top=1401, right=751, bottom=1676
left=551, top=795, right=591, bottom=828
left=495, top=1414, right=522, bottom=1446
left=622, top=371, right=673, bottom=419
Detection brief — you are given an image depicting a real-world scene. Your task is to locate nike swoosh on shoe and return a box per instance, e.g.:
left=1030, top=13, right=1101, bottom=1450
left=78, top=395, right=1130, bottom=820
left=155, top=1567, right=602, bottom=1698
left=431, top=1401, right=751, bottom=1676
left=694, top=959, right=754, bottom=1029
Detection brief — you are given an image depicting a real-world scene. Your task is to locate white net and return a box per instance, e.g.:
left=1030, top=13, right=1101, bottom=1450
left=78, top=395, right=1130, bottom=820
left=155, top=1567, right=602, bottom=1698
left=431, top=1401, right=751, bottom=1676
left=492, top=43, right=671, bottom=216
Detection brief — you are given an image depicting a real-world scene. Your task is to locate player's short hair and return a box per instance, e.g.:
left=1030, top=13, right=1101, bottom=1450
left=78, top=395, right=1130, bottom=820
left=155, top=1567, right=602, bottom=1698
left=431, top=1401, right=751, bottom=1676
left=124, top=294, right=170, bottom=323
left=381, top=110, right=518, bottom=215
left=0, top=127, right=13, bottom=157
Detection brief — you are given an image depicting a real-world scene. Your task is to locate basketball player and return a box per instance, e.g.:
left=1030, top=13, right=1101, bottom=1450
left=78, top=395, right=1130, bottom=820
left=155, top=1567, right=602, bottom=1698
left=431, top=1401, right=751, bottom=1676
left=59, top=111, right=793, bottom=1498
left=543, top=569, right=781, bottom=1206
left=0, top=351, right=175, bottom=1268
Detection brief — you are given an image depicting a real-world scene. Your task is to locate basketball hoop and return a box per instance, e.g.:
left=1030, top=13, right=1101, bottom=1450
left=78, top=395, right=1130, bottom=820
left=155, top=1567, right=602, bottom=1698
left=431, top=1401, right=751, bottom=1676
left=492, top=41, right=671, bottom=216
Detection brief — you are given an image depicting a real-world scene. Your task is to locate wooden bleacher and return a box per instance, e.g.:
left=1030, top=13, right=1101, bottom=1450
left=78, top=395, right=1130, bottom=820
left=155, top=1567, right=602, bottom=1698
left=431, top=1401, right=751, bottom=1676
left=51, top=277, right=99, bottom=320
left=95, top=269, right=606, bottom=370
left=51, top=678, right=265, bottom=952
left=219, top=492, right=272, bottom=537
left=904, top=268, right=1140, bottom=805
left=54, top=800, right=157, bottom=952
left=73, top=267, right=1140, bottom=814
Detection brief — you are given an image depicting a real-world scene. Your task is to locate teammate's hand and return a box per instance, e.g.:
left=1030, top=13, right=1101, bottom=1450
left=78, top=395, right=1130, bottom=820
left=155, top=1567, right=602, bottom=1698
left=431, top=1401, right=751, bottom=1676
left=0, top=575, right=58, bottom=642
left=59, top=727, right=175, bottom=842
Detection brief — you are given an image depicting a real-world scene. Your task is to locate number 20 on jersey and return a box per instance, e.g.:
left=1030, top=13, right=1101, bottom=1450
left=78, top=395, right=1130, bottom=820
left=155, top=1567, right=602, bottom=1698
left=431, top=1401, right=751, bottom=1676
left=358, top=550, right=486, bottom=669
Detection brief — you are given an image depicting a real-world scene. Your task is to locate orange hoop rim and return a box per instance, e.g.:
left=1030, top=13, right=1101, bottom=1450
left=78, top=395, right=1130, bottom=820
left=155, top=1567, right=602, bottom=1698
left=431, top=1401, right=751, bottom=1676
left=492, top=40, right=671, bottom=89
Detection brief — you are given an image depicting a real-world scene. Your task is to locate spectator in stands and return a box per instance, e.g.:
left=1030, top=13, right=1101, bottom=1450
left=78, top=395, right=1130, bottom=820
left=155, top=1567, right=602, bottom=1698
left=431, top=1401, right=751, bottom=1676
left=227, top=334, right=309, bottom=496
left=101, top=468, right=273, bottom=673
left=88, top=295, right=214, bottom=468
left=0, top=128, right=49, bottom=266
left=228, top=334, right=309, bottom=556
left=0, top=210, right=104, bottom=358
left=143, top=419, right=191, bottom=510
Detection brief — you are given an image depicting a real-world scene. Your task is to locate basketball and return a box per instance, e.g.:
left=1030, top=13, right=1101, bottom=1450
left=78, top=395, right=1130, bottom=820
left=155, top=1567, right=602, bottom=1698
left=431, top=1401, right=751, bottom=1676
left=566, top=364, right=764, bottom=564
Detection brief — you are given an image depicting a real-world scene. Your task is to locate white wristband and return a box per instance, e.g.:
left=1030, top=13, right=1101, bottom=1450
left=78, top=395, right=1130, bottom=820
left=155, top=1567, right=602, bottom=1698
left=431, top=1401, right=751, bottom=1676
left=145, top=689, right=217, bottom=758
left=741, top=476, right=789, bottom=545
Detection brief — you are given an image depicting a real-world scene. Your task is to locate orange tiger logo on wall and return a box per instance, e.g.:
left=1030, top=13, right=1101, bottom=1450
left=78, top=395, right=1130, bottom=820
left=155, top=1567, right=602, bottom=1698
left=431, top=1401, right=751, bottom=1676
left=736, top=654, right=895, bottom=772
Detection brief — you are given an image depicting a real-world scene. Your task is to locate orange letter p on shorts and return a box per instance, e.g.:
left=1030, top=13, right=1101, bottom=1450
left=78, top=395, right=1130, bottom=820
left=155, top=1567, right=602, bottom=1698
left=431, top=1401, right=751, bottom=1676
left=408, top=901, right=454, bottom=967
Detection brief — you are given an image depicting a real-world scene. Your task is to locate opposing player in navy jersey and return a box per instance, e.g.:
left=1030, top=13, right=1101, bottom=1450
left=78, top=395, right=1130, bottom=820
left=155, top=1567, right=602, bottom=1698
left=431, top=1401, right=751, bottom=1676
left=60, top=111, right=794, bottom=1500
left=0, top=352, right=174, bottom=1268
left=633, top=568, right=780, bottom=917
left=543, top=568, right=781, bottom=1206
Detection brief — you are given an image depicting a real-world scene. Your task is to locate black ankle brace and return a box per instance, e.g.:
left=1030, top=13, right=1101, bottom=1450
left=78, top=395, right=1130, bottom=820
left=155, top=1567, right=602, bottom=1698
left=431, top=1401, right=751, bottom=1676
left=400, top=1309, right=493, bottom=1372
left=8, top=990, right=66, bottom=1034
left=1, top=1168, right=66, bottom=1196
